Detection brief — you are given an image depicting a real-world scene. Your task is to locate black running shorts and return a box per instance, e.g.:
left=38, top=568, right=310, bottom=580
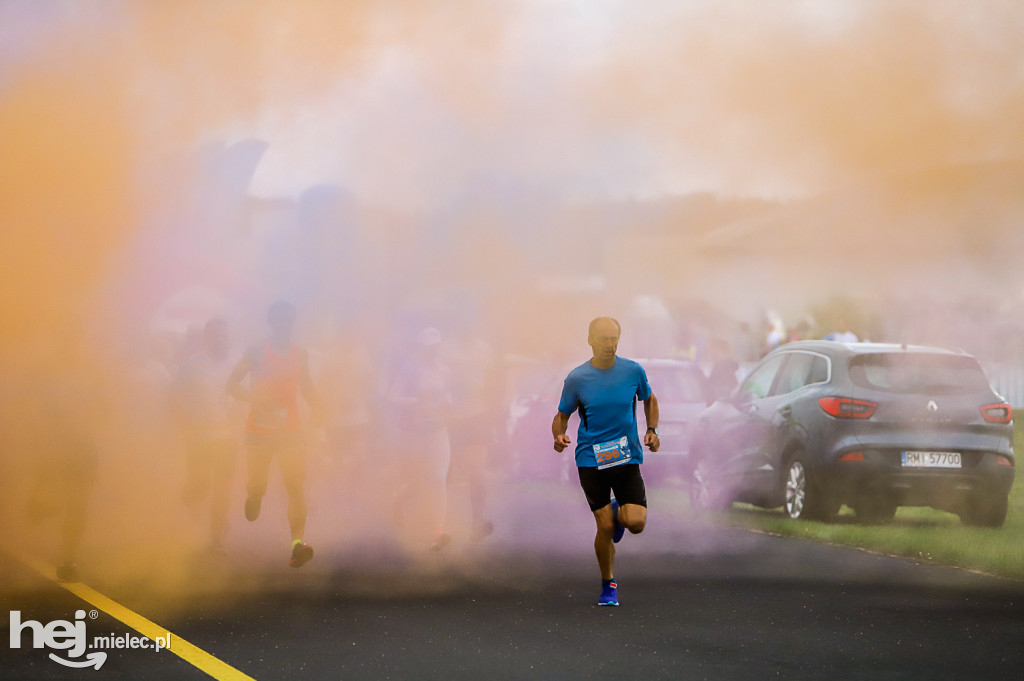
left=577, top=464, right=647, bottom=512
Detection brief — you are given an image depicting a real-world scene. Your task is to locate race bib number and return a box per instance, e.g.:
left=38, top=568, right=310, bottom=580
left=594, top=436, right=631, bottom=470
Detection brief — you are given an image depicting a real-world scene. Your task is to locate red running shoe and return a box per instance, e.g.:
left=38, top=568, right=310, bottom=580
left=289, top=542, right=314, bottom=568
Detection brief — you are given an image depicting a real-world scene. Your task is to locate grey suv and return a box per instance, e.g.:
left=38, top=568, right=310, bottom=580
left=688, top=341, right=1015, bottom=526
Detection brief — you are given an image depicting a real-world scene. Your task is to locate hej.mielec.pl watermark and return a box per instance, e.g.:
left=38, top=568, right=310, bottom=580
left=9, top=609, right=172, bottom=670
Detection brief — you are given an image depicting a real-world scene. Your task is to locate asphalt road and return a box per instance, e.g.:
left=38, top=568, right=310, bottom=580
left=3, top=486, right=1023, bottom=681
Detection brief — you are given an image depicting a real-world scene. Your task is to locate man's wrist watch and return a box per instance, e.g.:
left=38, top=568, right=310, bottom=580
left=646, top=426, right=658, bottom=435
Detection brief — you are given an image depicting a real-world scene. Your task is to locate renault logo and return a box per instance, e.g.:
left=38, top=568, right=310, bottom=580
left=927, top=400, right=938, bottom=412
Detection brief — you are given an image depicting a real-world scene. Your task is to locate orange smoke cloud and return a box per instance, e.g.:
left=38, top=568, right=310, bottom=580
left=574, top=1, right=1024, bottom=196
left=0, top=49, right=135, bottom=353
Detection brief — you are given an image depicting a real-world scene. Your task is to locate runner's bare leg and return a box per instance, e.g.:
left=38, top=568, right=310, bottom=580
left=280, top=443, right=308, bottom=542
left=593, top=504, right=616, bottom=580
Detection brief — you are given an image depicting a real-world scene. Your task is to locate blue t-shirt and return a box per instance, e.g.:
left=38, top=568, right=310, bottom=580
left=557, top=357, right=653, bottom=468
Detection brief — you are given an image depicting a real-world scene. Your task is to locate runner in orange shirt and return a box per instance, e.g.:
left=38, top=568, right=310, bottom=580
left=226, top=301, right=322, bottom=567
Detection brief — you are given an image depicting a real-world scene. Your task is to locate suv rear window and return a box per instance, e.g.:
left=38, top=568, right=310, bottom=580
left=848, top=353, right=990, bottom=394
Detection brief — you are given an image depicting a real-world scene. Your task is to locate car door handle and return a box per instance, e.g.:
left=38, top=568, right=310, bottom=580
left=777, top=405, right=792, bottom=418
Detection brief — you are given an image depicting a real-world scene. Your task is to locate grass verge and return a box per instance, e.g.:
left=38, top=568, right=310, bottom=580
left=716, top=426, right=1024, bottom=580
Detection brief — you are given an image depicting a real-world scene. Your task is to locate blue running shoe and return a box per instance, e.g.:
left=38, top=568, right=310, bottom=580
left=610, top=499, right=625, bottom=544
left=598, top=579, right=619, bottom=606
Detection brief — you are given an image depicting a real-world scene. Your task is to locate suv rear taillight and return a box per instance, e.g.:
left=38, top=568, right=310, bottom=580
left=980, top=402, right=1012, bottom=424
left=819, top=397, right=877, bottom=419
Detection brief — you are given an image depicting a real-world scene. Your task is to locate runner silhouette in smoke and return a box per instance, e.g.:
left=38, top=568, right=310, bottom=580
left=440, top=319, right=497, bottom=543
left=226, top=301, right=323, bottom=567
left=388, top=327, right=453, bottom=550
left=27, top=320, right=102, bottom=582
left=171, top=317, right=239, bottom=555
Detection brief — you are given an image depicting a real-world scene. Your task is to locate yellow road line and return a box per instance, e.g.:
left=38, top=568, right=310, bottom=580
left=13, top=552, right=257, bottom=681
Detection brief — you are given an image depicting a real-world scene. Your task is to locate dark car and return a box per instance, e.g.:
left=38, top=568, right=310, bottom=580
left=510, top=359, right=707, bottom=484
left=688, top=341, right=1015, bottom=527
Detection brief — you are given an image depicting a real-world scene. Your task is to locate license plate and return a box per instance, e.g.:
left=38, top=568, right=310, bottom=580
left=901, top=451, right=961, bottom=468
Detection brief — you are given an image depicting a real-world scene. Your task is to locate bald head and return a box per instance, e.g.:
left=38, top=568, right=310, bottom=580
left=588, top=317, right=621, bottom=367
left=588, top=317, right=621, bottom=338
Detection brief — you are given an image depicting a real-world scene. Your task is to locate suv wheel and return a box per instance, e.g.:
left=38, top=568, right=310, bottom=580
left=784, top=458, right=837, bottom=521
left=690, top=459, right=731, bottom=512
left=959, top=495, right=1008, bottom=528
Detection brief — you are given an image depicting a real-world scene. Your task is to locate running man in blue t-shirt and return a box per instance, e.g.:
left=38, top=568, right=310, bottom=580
left=552, top=317, right=660, bottom=606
